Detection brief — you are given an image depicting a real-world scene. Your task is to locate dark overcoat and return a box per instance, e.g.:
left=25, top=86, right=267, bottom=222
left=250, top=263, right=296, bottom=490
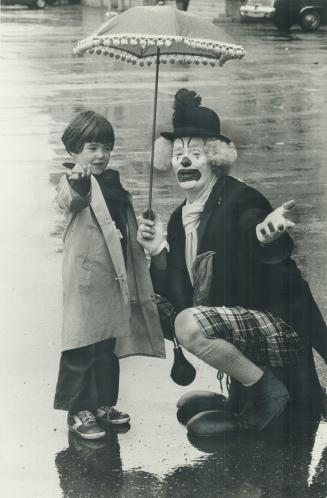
left=151, top=175, right=327, bottom=366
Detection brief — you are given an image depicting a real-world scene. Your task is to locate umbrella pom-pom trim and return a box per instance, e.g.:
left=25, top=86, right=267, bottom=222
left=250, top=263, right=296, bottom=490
left=75, top=36, right=245, bottom=67
left=74, top=34, right=245, bottom=63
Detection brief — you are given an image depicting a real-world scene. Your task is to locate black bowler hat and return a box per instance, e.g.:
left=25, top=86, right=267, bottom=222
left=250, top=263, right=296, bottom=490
left=161, top=89, right=230, bottom=143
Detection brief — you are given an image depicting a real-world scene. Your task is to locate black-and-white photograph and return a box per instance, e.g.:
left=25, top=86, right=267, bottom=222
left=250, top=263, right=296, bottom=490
left=1, top=0, right=327, bottom=496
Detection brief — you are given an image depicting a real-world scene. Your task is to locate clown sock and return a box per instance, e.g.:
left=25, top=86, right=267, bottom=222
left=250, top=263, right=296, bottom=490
left=175, top=313, right=263, bottom=386
left=194, top=338, right=263, bottom=386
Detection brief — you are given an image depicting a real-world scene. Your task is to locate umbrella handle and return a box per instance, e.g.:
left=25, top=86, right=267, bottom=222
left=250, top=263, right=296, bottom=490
left=148, top=46, right=160, bottom=214
left=143, top=209, right=155, bottom=221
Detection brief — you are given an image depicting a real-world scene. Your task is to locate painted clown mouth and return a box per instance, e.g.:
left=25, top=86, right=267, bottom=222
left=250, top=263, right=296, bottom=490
left=177, top=169, right=201, bottom=182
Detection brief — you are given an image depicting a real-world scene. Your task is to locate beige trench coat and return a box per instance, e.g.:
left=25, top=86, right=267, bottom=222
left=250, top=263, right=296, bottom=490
left=57, top=170, right=165, bottom=360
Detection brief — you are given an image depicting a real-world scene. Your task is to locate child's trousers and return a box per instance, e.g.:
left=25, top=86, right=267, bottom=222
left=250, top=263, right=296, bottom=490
left=54, top=338, right=119, bottom=413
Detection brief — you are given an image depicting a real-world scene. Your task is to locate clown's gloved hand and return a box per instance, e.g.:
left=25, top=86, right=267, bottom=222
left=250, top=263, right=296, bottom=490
left=137, top=211, right=168, bottom=256
left=256, top=200, right=296, bottom=244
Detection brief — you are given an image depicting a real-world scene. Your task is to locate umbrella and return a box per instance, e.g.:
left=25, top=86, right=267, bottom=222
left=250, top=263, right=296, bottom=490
left=74, top=5, right=245, bottom=215
left=73, top=5, right=245, bottom=386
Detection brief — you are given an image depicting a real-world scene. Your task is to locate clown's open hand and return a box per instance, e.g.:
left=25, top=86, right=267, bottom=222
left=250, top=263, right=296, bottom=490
left=256, top=200, right=296, bottom=244
left=137, top=212, right=168, bottom=256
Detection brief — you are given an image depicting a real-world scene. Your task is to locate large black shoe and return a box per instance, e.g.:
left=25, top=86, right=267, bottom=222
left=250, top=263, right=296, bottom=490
left=187, top=409, right=240, bottom=437
left=176, top=391, right=228, bottom=425
left=176, top=379, right=247, bottom=426
left=187, top=369, right=289, bottom=436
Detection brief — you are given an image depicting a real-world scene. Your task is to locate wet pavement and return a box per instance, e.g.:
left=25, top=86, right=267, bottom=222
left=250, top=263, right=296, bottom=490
left=1, top=4, right=327, bottom=497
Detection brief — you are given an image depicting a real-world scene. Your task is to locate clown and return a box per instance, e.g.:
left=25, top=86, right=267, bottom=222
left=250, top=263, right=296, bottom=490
left=138, top=89, right=327, bottom=436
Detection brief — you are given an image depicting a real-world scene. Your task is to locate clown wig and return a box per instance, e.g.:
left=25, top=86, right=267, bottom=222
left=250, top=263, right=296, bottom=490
left=154, top=136, right=237, bottom=175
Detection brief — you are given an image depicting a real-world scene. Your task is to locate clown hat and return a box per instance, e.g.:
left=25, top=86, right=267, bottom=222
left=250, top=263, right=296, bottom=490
left=161, top=89, right=230, bottom=143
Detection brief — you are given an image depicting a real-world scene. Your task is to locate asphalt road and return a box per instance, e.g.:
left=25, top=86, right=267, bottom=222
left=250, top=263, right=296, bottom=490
left=1, top=4, right=327, bottom=498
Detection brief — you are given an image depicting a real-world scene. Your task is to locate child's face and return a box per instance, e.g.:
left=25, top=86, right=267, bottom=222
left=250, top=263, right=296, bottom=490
left=73, top=142, right=112, bottom=176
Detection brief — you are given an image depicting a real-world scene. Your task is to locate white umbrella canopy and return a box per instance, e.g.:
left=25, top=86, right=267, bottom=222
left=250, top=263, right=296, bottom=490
left=74, top=5, right=245, bottom=214
left=74, top=5, right=245, bottom=66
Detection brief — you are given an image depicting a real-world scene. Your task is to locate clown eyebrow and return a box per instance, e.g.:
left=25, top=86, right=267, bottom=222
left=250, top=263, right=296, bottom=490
left=173, top=138, right=185, bottom=151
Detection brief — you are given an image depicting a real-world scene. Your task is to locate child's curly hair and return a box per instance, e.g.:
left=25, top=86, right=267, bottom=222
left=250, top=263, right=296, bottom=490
left=154, top=136, right=237, bottom=174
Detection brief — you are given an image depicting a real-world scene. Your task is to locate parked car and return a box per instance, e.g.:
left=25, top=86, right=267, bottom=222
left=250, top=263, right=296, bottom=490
left=1, top=0, right=47, bottom=8
left=240, top=0, right=327, bottom=31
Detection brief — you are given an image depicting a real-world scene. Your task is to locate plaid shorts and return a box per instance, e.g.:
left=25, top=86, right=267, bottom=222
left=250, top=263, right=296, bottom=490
left=154, top=295, right=304, bottom=367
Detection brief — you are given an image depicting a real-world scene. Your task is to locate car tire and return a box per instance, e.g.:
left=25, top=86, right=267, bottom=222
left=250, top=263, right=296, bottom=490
left=299, top=9, right=321, bottom=32
left=28, top=0, right=47, bottom=8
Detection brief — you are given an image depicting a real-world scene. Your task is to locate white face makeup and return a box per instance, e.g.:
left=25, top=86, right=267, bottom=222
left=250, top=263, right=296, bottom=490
left=171, top=136, right=216, bottom=196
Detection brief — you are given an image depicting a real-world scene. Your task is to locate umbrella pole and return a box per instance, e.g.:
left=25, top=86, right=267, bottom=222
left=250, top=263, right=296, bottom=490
left=147, top=46, right=160, bottom=219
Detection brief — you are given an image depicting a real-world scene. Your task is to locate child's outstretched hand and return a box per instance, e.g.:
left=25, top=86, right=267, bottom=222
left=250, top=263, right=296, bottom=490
left=65, top=164, right=92, bottom=184
left=256, top=200, right=296, bottom=244
left=137, top=211, right=167, bottom=256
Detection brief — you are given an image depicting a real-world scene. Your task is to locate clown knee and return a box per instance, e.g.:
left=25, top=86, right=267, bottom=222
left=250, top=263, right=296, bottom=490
left=174, top=309, right=203, bottom=352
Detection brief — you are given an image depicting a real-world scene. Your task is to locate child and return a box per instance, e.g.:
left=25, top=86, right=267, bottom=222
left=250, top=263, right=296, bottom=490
left=54, top=110, right=165, bottom=440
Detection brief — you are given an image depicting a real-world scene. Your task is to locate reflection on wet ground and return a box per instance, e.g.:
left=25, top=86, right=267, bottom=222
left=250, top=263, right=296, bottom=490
left=56, top=432, right=125, bottom=498
left=1, top=4, right=327, bottom=498
left=55, top=419, right=327, bottom=497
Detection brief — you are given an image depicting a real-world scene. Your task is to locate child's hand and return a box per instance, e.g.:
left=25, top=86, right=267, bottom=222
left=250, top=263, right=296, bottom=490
left=65, top=164, right=92, bottom=183
left=137, top=211, right=167, bottom=256
left=256, top=200, right=296, bottom=244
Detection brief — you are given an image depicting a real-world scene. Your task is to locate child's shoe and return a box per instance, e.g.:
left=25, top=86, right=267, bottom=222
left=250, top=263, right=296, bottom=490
left=96, top=406, right=130, bottom=426
left=67, top=410, right=106, bottom=440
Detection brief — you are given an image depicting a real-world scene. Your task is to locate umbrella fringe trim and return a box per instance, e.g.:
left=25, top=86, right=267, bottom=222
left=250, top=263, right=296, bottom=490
left=79, top=46, right=241, bottom=66
left=73, top=34, right=245, bottom=63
